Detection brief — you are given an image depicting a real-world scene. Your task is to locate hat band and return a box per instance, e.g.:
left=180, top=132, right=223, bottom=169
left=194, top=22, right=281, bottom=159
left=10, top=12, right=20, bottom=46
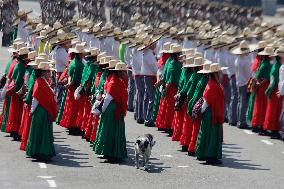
left=241, top=48, right=249, bottom=51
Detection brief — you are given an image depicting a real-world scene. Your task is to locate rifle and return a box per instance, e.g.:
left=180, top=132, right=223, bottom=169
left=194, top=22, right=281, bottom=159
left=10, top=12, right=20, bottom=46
left=12, top=10, right=33, bottom=24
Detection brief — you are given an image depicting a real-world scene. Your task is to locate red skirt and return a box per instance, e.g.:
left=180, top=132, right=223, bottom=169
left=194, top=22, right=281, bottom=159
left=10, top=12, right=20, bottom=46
left=263, top=88, right=283, bottom=131
left=252, top=81, right=269, bottom=127
left=84, top=112, right=94, bottom=139
left=172, top=105, right=187, bottom=141
left=90, top=114, right=99, bottom=142
left=188, top=116, right=202, bottom=152
left=60, top=87, right=84, bottom=129
left=155, top=85, right=177, bottom=129
left=180, top=111, right=193, bottom=146
left=76, top=95, right=87, bottom=130
left=20, top=104, right=32, bottom=151
left=6, top=94, right=23, bottom=133
left=80, top=97, right=92, bottom=132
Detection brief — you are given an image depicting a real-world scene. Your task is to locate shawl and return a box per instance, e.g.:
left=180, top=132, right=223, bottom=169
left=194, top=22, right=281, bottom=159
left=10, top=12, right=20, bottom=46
left=203, top=78, right=225, bottom=125
left=105, top=74, right=128, bottom=120
left=265, top=60, right=281, bottom=98
left=33, top=78, right=58, bottom=121
left=7, top=58, right=18, bottom=80
left=157, top=53, right=170, bottom=69
left=251, top=55, right=261, bottom=73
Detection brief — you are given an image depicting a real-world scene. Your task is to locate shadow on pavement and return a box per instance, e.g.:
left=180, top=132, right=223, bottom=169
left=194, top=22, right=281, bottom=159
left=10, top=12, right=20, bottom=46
left=213, top=143, right=270, bottom=171
left=47, top=144, right=93, bottom=168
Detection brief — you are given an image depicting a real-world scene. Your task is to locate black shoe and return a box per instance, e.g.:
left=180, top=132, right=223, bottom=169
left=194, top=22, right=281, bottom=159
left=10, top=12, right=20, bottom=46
left=224, top=118, right=228, bottom=123
left=229, top=123, right=237, bottom=126
left=86, top=138, right=90, bottom=142
left=252, top=127, right=259, bottom=133
left=206, top=159, right=222, bottom=165
left=137, top=119, right=144, bottom=124
left=280, top=131, right=284, bottom=141
left=181, top=145, right=188, bottom=152
left=145, top=122, right=155, bottom=127
left=270, top=131, right=280, bottom=139
left=127, top=108, right=134, bottom=112
left=258, top=129, right=268, bottom=136
left=238, top=124, right=248, bottom=129
left=188, top=151, right=195, bottom=156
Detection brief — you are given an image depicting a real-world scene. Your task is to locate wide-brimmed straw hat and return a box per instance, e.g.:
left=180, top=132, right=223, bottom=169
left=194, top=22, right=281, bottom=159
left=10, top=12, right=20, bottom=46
left=186, top=57, right=206, bottom=67
left=168, top=44, right=183, bottom=54
left=104, top=60, right=119, bottom=69
left=68, top=43, right=88, bottom=54
left=36, top=30, right=47, bottom=39
left=250, top=40, right=267, bottom=51
left=197, top=63, right=212, bottom=74
left=230, top=40, right=255, bottom=55
left=137, top=35, right=162, bottom=51
left=85, top=48, right=100, bottom=58
left=159, top=42, right=172, bottom=54
left=28, top=51, right=37, bottom=60
left=274, top=46, right=284, bottom=56
left=97, top=52, right=107, bottom=62
left=198, top=63, right=227, bottom=73
left=183, top=57, right=194, bottom=67
left=38, top=61, right=56, bottom=71
left=258, top=46, right=275, bottom=56
left=110, top=62, right=128, bottom=71
left=27, top=56, right=48, bottom=67
left=99, top=56, right=112, bottom=65
left=18, top=47, right=30, bottom=56
left=8, top=40, right=24, bottom=53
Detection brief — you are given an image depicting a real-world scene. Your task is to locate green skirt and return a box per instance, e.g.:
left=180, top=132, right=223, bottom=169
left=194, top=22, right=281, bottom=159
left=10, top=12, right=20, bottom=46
left=93, top=101, right=127, bottom=159
left=1, top=97, right=11, bottom=132
left=195, top=108, right=222, bottom=160
left=152, top=88, right=161, bottom=122
left=247, top=93, right=256, bottom=122
left=56, top=89, right=67, bottom=124
left=26, top=105, right=55, bottom=157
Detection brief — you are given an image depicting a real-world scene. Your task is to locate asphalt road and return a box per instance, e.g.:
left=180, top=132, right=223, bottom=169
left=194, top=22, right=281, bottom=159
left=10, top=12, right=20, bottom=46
left=0, top=1, right=284, bottom=189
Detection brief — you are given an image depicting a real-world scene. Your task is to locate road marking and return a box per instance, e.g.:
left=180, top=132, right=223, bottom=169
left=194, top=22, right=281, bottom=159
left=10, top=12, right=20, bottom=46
left=37, top=176, right=55, bottom=179
left=160, top=155, right=173, bottom=158
left=243, top=130, right=254, bottom=135
left=38, top=163, right=47, bottom=169
left=177, top=165, right=189, bottom=168
left=47, top=180, right=57, bottom=188
left=261, top=139, right=274, bottom=145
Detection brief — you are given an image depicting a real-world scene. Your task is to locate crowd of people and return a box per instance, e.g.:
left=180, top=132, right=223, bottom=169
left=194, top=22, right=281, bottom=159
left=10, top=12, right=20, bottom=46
left=0, top=6, right=284, bottom=166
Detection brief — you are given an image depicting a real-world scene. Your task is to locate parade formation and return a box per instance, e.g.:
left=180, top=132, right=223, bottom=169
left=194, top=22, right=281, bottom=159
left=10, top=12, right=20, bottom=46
left=0, top=0, right=284, bottom=169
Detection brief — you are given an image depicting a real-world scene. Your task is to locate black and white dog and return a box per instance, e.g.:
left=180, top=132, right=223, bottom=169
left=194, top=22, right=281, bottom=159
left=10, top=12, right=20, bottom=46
left=134, top=134, right=156, bottom=171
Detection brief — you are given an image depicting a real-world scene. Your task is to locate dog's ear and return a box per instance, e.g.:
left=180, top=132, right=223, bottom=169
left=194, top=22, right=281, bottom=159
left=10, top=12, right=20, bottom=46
left=144, top=141, right=149, bottom=148
left=136, top=140, right=141, bottom=145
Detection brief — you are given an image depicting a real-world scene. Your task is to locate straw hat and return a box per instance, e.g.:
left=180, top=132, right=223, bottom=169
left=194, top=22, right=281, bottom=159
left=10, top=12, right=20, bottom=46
left=14, top=38, right=23, bottom=43
left=28, top=51, right=37, bottom=60
left=36, top=30, right=47, bottom=39
left=38, top=53, right=48, bottom=60
left=198, top=63, right=227, bottom=73
left=258, top=46, right=275, bottom=56
left=274, top=46, right=284, bottom=56
left=86, top=48, right=100, bottom=57
left=99, top=56, right=112, bottom=65
left=105, top=60, right=119, bottom=69
left=8, top=41, right=24, bottom=53
left=33, top=23, right=44, bottom=34
left=168, top=44, right=182, bottom=53
left=97, top=52, right=107, bottom=61
left=71, top=38, right=80, bottom=46
left=198, top=63, right=212, bottom=74
left=53, top=21, right=63, bottom=30
left=18, top=47, right=29, bottom=56
left=27, top=56, right=48, bottom=67
left=181, top=48, right=195, bottom=58
left=68, top=43, right=88, bottom=54
left=275, top=28, right=284, bottom=38
left=230, top=40, right=254, bottom=55
left=159, top=42, right=172, bottom=54
left=110, top=62, right=128, bottom=71
left=183, top=57, right=194, bottom=67
left=44, top=25, right=53, bottom=33
left=38, top=62, right=56, bottom=71
left=137, top=35, right=162, bottom=51
left=186, top=57, right=205, bottom=67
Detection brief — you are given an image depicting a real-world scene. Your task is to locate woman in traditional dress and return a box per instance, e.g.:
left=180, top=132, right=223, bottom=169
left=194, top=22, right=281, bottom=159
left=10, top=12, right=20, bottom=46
left=89, top=56, right=111, bottom=143
left=251, top=47, right=273, bottom=134
left=187, top=63, right=210, bottom=156
left=171, top=57, right=193, bottom=141
left=180, top=57, right=204, bottom=151
left=155, top=45, right=182, bottom=134
left=152, top=42, right=171, bottom=123
left=247, top=41, right=267, bottom=124
left=263, top=51, right=283, bottom=138
left=195, top=63, right=226, bottom=164
left=0, top=45, right=19, bottom=132
left=93, top=63, right=128, bottom=162
left=6, top=47, right=28, bottom=140
left=26, top=61, right=58, bottom=160
left=59, top=44, right=86, bottom=135
left=80, top=48, right=100, bottom=140
left=19, top=52, right=40, bottom=151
